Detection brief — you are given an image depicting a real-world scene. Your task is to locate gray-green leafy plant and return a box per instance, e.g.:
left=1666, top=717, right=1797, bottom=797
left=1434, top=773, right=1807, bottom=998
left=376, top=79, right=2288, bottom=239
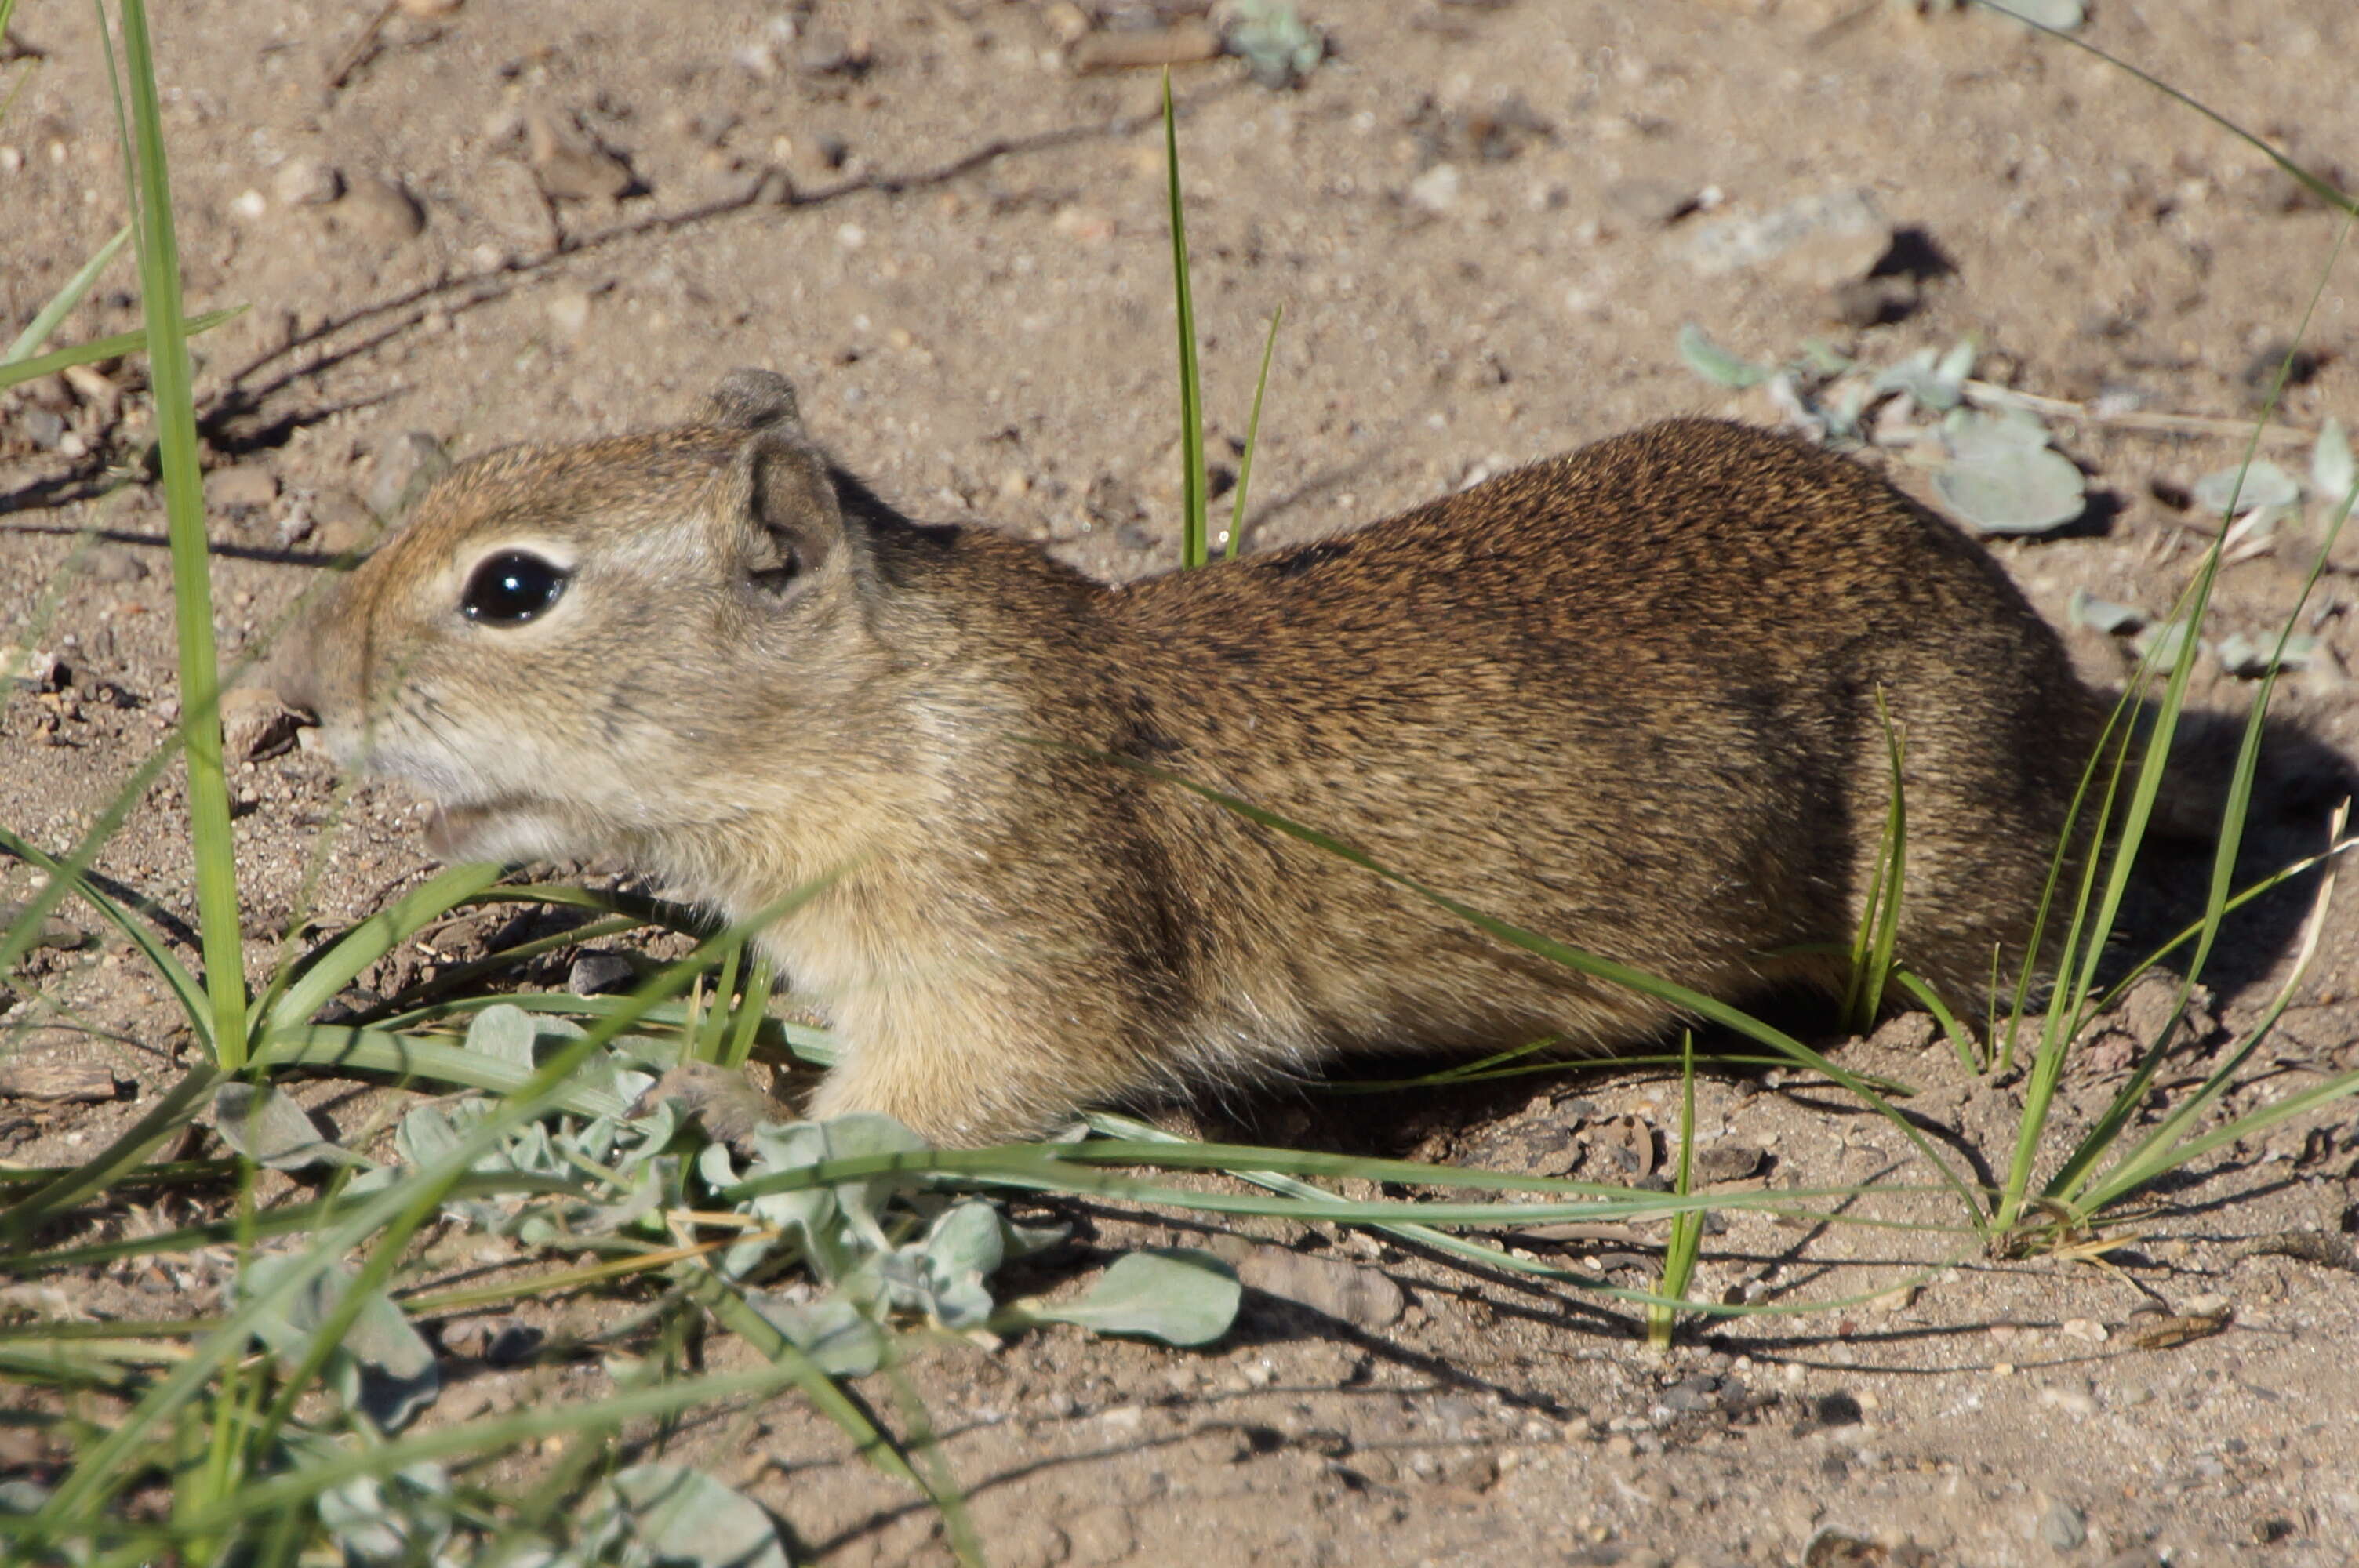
left=1678, top=327, right=2089, bottom=535
left=1224, top=0, right=1325, bottom=90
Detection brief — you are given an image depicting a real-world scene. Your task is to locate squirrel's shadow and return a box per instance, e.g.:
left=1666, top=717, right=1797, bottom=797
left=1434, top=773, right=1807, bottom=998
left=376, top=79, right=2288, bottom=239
left=2109, top=703, right=2351, bottom=998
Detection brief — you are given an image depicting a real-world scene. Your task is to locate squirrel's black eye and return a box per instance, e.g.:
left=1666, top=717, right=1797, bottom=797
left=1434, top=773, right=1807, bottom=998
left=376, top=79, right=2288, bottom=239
left=460, top=550, right=569, bottom=626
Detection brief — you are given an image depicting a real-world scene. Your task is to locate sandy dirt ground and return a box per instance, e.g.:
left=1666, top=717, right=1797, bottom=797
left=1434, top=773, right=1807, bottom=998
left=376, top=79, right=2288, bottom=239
left=5, top=2, right=2359, bottom=1563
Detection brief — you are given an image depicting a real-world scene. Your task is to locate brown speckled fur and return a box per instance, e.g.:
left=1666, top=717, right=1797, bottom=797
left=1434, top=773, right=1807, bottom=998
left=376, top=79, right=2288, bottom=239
left=284, top=371, right=2106, bottom=1144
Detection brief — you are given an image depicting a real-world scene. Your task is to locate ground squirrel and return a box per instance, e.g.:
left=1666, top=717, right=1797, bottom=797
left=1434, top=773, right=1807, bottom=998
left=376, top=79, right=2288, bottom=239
left=284, top=369, right=2108, bottom=1145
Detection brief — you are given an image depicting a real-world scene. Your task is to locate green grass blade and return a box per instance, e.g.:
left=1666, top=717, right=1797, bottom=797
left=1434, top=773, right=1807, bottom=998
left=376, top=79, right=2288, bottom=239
left=330, top=912, right=648, bottom=1023
left=2, top=1172, right=583, bottom=1278
left=723, top=950, right=775, bottom=1070
left=1995, top=546, right=2222, bottom=1232
left=460, top=880, right=714, bottom=928
left=0, top=0, right=31, bottom=129
left=0, top=1062, right=226, bottom=1252
left=2147, top=253, right=2346, bottom=1004
left=1887, top=968, right=1978, bottom=1075
left=0, top=819, right=209, bottom=1036
left=110, top=0, right=248, bottom=1067
left=0, top=306, right=245, bottom=394
left=5, top=223, right=130, bottom=365
left=2070, top=803, right=2348, bottom=1214
left=260, top=862, right=508, bottom=1040
left=1321, top=1032, right=1561, bottom=1091
left=718, top=1131, right=1896, bottom=1216
left=1648, top=1033, right=1702, bottom=1349
left=2045, top=486, right=2357, bottom=1207
left=157, top=1361, right=834, bottom=1543
left=874, top=1345, right=987, bottom=1568
left=1842, top=694, right=1906, bottom=1031
left=255, top=1025, right=638, bottom=1118
left=2008, top=221, right=2350, bottom=1225
left=1162, top=70, right=1207, bottom=570
left=1225, top=305, right=1282, bottom=561
left=1998, top=683, right=2139, bottom=1073
left=2085, top=1065, right=2359, bottom=1218
left=1081, top=1110, right=1659, bottom=1303
left=2080, top=839, right=2357, bottom=1017
left=674, top=1260, right=928, bottom=1490
left=0, top=729, right=204, bottom=1051
left=692, top=939, right=743, bottom=1065
left=359, top=989, right=838, bottom=1072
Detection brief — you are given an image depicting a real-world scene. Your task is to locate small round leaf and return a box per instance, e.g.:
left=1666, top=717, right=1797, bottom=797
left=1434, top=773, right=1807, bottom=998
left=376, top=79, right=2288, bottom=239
left=1934, top=445, right=2086, bottom=535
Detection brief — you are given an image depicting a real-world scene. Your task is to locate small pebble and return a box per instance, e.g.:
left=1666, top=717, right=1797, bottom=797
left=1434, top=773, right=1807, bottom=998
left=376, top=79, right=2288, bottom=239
left=2039, top=1501, right=2088, bottom=1551
left=482, top=1322, right=541, bottom=1366
left=797, top=28, right=865, bottom=76
left=1068, top=20, right=1219, bottom=72
left=367, top=430, right=453, bottom=522
left=0, top=1054, right=120, bottom=1102
left=20, top=408, right=65, bottom=449
left=526, top=109, right=634, bottom=202
left=340, top=175, right=426, bottom=248
left=568, top=952, right=636, bottom=995
left=477, top=158, right=558, bottom=252
left=545, top=286, right=593, bottom=339
left=1406, top=162, right=1463, bottom=214
left=220, top=685, right=304, bottom=761
left=1602, top=176, right=1699, bottom=227
left=1049, top=205, right=1115, bottom=245
left=1694, top=1141, right=1765, bottom=1183
left=309, top=488, right=380, bottom=557
left=204, top=464, right=278, bottom=513
left=0, top=904, right=89, bottom=952
left=1830, top=276, right=1916, bottom=328
left=1678, top=190, right=1888, bottom=289
left=62, top=363, right=121, bottom=419
left=228, top=188, right=267, bottom=221
left=273, top=155, right=343, bottom=208
left=1810, top=1392, right=1863, bottom=1429
left=82, top=545, right=150, bottom=584
left=1659, top=1375, right=1720, bottom=1413
left=640, top=1061, right=788, bottom=1149
left=1238, top=1248, right=1408, bottom=1330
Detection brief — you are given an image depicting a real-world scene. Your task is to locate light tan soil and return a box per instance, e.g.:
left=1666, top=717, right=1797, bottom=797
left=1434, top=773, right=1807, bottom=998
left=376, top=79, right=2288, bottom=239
left=5, top=2, right=2359, bottom=1563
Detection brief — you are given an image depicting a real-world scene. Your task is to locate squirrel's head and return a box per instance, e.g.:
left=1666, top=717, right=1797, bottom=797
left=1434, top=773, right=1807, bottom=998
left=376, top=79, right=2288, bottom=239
left=280, top=370, right=901, bottom=865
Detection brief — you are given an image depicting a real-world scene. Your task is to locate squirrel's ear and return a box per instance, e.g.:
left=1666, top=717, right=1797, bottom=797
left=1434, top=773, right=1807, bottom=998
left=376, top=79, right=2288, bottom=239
left=706, top=368, right=804, bottom=434
left=725, top=430, right=845, bottom=594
